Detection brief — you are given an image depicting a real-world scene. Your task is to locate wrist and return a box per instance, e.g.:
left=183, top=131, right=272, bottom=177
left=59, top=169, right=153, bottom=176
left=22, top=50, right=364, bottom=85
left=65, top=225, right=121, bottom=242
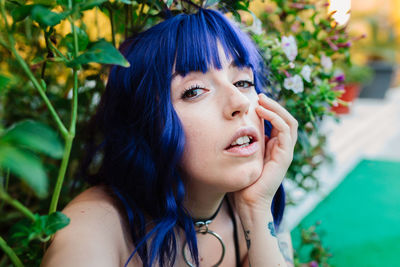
left=236, top=200, right=274, bottom=227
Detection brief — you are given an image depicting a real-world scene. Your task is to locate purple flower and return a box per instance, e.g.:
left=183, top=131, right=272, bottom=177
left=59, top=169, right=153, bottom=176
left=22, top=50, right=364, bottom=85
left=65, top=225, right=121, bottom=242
left=281, top=35, right=298, bottom=62
left=335, top=73, right=345, bottom=82
left=309, top=261, right=319, bottom=267
left=337, top=41, right=352, bottom=48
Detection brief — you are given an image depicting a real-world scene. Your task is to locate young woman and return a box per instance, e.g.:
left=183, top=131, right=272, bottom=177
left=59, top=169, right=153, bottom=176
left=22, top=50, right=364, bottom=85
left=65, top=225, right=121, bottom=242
left=42, top=8, right=297, bottom=267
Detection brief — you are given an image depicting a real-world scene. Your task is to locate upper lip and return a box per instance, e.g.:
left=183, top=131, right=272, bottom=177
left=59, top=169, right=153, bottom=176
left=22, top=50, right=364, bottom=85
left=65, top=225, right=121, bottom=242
left=224, top=126, right=259, bottom=149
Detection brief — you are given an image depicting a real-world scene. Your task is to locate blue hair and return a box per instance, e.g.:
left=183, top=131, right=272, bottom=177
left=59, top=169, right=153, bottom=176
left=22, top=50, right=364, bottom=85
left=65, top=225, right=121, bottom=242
left=83, top=8, right=285, bottom=267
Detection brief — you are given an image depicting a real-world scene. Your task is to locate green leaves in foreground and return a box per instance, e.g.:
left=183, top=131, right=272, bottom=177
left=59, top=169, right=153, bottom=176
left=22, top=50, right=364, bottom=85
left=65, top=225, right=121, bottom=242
left=10, top=212, right=70, bottom=256
left=0, top=120, right=63, bottom=197
left=67, top=39, right=130, bottom=68
left=11, top=5, right=68, bottom=27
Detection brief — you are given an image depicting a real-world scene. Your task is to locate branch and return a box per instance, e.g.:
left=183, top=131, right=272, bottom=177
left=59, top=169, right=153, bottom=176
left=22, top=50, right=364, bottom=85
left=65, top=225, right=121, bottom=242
left=0, top=189, right=36, bottom=221
left=0, top=236, right=23, bottom=267
left=48, top=0, right=79, bottom=214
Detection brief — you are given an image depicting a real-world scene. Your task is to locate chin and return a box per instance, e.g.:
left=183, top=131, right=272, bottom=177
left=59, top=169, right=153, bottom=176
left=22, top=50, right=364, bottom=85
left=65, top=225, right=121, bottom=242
left=225, top=162, right=263, bottom=192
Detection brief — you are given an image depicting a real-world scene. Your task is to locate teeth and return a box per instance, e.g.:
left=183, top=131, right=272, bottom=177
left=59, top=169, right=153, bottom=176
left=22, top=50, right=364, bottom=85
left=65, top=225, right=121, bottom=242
left=231, top=135, right=251, bottom=146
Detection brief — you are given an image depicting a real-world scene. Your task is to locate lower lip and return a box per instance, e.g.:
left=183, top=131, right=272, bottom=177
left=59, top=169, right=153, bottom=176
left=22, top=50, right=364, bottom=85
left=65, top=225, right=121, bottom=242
left=224, top=141, right=259, bottom=157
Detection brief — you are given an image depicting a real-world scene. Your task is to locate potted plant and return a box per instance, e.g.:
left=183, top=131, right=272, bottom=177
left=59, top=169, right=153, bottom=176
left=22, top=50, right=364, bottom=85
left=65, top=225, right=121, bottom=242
left=331, top=64, right=373, bottom=114
left=358, top=16, right=399, bottom=98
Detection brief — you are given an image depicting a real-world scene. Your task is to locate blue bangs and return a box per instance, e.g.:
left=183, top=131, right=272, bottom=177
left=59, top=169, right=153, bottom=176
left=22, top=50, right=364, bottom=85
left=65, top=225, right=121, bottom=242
left=173, top=10, right=262, bottom=76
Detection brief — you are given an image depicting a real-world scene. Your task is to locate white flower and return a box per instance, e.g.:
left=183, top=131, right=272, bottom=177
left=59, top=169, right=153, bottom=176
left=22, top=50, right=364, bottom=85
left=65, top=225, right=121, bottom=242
left=321, top=53, right=333, bottom=72
left=247, top=12, right=263, bottom=35
left=281, top=35, right=298, bottom=62
left=284, top=75, right=304, bottom=93
left=300, top=65, right=312, bottom=83
left=289, top=62, right=295, bottom=69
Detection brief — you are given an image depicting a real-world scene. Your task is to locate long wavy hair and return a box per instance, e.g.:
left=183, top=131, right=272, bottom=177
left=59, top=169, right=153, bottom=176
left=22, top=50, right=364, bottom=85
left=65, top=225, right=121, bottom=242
left=82, top=8, right=285, bottom=267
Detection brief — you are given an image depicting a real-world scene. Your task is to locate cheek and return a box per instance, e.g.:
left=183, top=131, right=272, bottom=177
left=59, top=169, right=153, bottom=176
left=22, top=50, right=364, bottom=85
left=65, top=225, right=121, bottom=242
left=177, top=111, right=216, bottom=170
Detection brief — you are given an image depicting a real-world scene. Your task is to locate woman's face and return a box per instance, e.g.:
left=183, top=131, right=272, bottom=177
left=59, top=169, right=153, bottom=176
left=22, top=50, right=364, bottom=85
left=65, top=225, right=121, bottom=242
left=171, top=54, right=266, bottom=194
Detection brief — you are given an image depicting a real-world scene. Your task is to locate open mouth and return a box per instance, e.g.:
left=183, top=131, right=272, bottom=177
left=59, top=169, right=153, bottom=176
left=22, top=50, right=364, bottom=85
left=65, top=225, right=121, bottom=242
left=225, top=135, right=256, bottom=150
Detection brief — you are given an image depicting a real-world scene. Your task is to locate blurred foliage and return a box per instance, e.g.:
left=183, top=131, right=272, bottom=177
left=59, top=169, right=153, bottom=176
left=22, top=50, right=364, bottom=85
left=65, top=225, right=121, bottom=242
left=294, top=222, right=333, bottom=267
left=0, top=0, right=356, bottom=265
left=241, top=0, right=355, bottom=204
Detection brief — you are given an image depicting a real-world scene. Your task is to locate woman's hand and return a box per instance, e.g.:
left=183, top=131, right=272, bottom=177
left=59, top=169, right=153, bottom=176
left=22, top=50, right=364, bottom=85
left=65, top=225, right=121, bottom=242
left=233, top=94, right=298, bottom=211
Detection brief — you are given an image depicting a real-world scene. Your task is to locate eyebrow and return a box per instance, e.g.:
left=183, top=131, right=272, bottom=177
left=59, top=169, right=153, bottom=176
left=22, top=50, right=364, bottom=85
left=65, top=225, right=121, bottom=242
left=171, top=61, right=246, bottom=81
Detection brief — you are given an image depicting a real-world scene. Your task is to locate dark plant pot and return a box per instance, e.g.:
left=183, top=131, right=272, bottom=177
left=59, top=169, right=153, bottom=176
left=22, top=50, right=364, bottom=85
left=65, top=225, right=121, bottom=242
left=359, top=61, right=395, bottom=99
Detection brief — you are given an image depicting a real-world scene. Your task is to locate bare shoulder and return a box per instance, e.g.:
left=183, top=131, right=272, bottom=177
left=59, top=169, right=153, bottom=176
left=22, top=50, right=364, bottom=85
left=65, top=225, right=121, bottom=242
left=41, top=185, right=137, bottom=266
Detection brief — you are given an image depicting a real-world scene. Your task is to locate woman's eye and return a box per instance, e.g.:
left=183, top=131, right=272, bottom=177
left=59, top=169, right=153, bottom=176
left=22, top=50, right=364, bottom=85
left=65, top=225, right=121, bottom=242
left=181, top=87, right=206, bottom=99
left=234, top=80, right=254, bottom=88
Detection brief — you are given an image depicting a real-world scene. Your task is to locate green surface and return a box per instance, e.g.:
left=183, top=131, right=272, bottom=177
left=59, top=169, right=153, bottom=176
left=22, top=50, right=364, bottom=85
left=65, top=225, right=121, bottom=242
left=291, top=159, right=400, bottom=267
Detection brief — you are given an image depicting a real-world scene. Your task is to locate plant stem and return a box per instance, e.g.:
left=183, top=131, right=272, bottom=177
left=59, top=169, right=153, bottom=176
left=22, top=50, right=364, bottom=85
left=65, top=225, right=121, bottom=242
left=0, top=169, right=9, bottom=212
left=48, top=41, right=68, bottom=61
left=0, top=189, right=36, bottom=221
left=48, top=135, right=73, bottom=213
left=48, top=0, right=79, bottom=214
left=0, top=236, right=23, bottom=267
left=107, top=4, right=116, bottom=47
left=0, top=36, right=9, bottom=50
left=0, top=0, right=68, bottom=138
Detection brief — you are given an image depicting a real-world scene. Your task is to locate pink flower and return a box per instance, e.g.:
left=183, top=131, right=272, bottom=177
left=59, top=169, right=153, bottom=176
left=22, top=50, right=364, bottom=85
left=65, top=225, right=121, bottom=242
left=337, top=41, right=352, bottom=48
left=281, top=35, right=298, bottom=62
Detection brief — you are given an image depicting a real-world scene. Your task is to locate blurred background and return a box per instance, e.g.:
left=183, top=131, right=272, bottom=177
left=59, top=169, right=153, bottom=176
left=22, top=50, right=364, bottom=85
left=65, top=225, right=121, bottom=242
left=264, top=0, right=400, bottom=266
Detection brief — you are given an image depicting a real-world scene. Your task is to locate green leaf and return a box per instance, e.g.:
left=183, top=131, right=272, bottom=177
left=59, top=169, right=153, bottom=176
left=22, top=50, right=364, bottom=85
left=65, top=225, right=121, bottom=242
left=166, top=0, right=173, bottom=8
left=67, top=39, right=130, bottom=67
left=10, top=212, right=70, bottom=248
left=11, top=5, right=34, bottom=22
left=0, top=145, right=48, bottom=197
left=45, top=212, right=70, bottom=235
left=62, top=26, right=89, bottom=52
left=204, top=0, right=219, bottom=7
left=31, top=5, right=68, bottom=27
left=33, top=0, right=57, bottom=6
left=0, top=73, right=11, bottom=89
left=2, top=120, right=63, bottom=159
left=117, top=0, right=132, bottom=3
left=80, top=0, right=108, bottom=11
left=31, top=56, right=45, bottom=65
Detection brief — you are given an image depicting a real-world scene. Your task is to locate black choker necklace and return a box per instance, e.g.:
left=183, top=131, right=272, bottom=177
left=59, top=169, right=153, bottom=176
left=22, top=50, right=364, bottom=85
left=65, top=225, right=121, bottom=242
left=183, top=199, right=226, bottom=267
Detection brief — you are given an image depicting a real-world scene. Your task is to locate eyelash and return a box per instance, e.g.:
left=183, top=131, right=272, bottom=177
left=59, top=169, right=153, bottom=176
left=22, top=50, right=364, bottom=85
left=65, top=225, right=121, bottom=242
left=181, top=80, right=255, bottom=100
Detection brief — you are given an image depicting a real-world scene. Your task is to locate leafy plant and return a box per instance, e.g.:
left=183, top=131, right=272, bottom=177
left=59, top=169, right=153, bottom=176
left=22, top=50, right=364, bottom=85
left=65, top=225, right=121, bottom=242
left=341, top=63, right=373, bottom=84
left=293, top=222, right=333, bottom=267
left=243, top=0, right=357, bottom=201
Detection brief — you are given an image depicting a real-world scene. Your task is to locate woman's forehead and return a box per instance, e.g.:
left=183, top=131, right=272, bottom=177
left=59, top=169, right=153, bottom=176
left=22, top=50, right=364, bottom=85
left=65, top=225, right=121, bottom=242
left=171, top=60, right=253, bottom=83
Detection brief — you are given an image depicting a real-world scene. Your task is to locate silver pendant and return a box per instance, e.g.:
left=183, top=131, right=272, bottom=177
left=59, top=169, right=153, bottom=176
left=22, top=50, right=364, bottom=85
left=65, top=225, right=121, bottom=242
left=182, top=221, right=226, bottom=267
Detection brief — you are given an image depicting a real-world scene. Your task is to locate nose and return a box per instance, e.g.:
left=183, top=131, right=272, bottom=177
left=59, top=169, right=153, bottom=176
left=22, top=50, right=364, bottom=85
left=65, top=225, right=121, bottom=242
left=222, top=84, right=251, bottom=120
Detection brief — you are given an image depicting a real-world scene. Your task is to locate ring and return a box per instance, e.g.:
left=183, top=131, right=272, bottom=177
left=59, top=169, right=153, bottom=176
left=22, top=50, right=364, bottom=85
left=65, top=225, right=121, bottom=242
left=182, top=229, right=225, bottom=267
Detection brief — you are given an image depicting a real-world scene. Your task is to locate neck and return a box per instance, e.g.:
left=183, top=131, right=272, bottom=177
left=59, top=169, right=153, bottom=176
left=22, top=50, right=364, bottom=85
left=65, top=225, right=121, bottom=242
left=183, top=184, right=226, bottom=220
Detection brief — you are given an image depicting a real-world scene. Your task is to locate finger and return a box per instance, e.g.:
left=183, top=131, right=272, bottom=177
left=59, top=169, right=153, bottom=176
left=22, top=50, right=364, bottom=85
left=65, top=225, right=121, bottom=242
left=264, top=137, right=277, bottom=162
left=256, top=106, right=291, bottom=150
left=258, top=94, right=298, bottom=144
